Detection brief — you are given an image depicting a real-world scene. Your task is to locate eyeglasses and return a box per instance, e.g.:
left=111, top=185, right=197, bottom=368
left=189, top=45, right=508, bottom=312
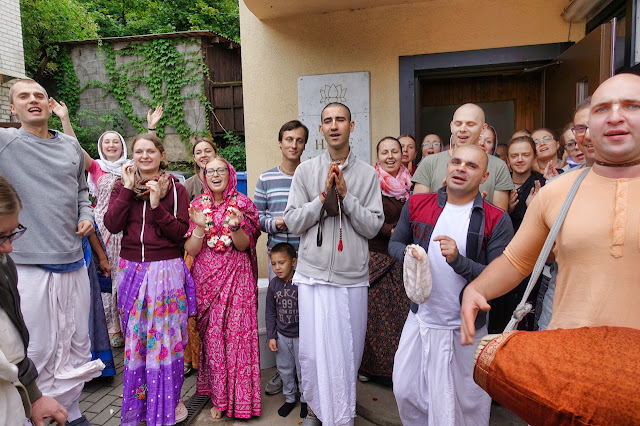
left=565, top=141, right=578, bottom=149
left=0, top=224, right=26, bottom=246
left=422, top=142, right=441, bottom=147
left=571, top=126, right=589, bottom=138
left=204, top=167, right=228, bottom=176
left=533, top=136, right=554, bottom=145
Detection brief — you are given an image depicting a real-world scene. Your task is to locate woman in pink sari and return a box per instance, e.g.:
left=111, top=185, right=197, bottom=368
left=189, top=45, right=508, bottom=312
left=184, top=157, right=261, bottom=420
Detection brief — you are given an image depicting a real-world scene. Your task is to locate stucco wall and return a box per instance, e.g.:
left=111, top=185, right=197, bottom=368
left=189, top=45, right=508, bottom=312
left=69, top=41, right=207, bottom=160
left=240, top=0, right=585, bottom=277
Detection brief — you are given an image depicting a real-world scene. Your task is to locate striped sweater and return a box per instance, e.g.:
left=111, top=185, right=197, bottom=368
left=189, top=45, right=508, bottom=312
left=254, top=166, right=300, bottom=252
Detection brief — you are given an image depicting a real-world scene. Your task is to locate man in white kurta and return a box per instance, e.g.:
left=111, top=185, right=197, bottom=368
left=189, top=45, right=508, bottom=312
left=389, top=145, right=514, bottom=425
left=284, top=103, right=383, bottom=426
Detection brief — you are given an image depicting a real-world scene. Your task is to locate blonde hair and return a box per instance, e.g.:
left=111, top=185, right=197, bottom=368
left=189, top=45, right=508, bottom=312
left=0, top=175, right=22, bottom=217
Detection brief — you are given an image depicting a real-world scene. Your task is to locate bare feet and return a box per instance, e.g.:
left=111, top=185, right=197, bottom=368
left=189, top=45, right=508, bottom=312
left=210, top=407, right=223, bottom=420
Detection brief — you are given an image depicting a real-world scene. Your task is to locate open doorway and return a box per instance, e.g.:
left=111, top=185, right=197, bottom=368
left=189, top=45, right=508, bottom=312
left=418, top=72, right=542, bottom=149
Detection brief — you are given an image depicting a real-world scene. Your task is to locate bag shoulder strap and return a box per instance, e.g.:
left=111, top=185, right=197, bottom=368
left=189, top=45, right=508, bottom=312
left=504, top=167, right=590, bottom=332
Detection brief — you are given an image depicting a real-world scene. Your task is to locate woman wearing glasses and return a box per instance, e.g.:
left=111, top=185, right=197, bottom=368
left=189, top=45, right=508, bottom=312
left=104, top=134, right=195, bottom=426
left=184, top=157, right=261, bottom=420
left=531, top=128, right=564, bottom=179
left=560, top=123, right=586, bottom=172
left=421, top=134, right=442, bottom=157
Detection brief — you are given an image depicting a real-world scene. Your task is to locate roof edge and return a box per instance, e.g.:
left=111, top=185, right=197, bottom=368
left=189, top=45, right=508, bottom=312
left=57, top=30, right=240, bottom=48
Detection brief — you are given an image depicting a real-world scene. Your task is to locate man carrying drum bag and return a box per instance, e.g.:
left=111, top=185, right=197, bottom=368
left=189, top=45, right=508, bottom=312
left=461, top=74, right=640, bottom=425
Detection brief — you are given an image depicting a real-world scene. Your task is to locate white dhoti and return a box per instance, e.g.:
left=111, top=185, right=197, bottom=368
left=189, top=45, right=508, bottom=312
left=16, top=265, right=104, bottom=409
left=297, top=278, right=368, bottom=426
left=393, top=311, right=491, bottom=426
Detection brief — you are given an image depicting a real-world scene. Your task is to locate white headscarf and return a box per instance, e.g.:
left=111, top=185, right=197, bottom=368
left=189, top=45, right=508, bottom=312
left=87, top=131, right=130, bottom=196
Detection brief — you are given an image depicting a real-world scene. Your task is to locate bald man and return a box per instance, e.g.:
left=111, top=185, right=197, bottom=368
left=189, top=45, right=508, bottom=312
left=461, top=73, right=640, bottom=346
left=412, top=103, right=513, bottom=210
left=389, top=145, right=514, bottom=425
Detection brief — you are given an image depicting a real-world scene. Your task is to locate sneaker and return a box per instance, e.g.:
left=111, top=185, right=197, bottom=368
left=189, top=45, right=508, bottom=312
left=265, top=371, right=283, bottom=395
left=301, top=407, right=322, bottom=425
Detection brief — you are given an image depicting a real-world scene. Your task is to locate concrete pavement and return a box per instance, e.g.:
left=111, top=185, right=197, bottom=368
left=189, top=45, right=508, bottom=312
left=79, top=350, right=524, bottom=425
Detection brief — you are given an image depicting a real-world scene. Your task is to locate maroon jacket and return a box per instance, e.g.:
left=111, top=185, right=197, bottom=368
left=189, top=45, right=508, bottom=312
left=104, top=178, right=190, bottom=262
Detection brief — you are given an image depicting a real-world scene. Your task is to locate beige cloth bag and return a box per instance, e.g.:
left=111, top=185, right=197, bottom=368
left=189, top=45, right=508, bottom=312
left=403, top=244, right=432, bottom=304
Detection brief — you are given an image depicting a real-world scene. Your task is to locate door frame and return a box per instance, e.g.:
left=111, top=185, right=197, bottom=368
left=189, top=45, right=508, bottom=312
left=399, top=43, right=573, bottom=137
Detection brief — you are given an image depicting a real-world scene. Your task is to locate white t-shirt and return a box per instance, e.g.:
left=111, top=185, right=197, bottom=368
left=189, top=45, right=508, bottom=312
left=417, top=201, right=473, bottom=328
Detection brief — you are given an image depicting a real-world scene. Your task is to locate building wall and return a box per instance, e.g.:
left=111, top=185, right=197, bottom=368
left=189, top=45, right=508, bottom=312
left=0, top=0, right=26, bottom=123
left=240, top=0, right=585, bottom=277
left=69, top=41, right=207, bottom=160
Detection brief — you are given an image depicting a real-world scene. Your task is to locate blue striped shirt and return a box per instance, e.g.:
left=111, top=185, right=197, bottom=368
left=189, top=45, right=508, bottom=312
left=254, top=166, right=300, bottom=252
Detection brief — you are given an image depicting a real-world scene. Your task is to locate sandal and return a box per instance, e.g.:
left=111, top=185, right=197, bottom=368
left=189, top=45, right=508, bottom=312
left=175, top=400, right=188, bottom=423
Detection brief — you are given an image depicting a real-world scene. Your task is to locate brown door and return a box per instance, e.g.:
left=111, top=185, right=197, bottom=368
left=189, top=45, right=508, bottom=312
left=544, top=21, right=615, bottom=133
left=418, top=72, right=543, bottom=148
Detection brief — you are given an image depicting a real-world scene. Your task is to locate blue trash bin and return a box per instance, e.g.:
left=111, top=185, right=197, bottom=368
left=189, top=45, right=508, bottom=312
left=236, top=171, right=248, bottom=195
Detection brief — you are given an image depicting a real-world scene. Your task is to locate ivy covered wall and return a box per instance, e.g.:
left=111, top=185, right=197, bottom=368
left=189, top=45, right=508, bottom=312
left=61, top=37, right=210, bottom=162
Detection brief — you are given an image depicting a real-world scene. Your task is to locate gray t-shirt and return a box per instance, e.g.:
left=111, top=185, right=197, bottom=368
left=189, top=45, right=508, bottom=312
left=412, top=150, right=513, bottom=203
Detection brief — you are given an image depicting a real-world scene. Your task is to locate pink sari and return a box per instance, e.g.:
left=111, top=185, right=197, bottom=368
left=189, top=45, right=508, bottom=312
left=188, top=161, right=261, bottom=418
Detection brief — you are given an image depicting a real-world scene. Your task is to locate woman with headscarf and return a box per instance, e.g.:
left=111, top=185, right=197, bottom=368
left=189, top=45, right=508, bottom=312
left=50, top=100, right=163, bottom=348
left=86, top=131, right=130, bottom=347
left=358, top=137, right=412, bottom=386
left=184, top=157, right=262, bottom=420
left=104, top=134, right=194, bottom=425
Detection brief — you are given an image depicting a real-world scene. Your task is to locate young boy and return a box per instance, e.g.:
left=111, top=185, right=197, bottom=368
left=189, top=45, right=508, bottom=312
left=265, top=243, right=307, bottom=418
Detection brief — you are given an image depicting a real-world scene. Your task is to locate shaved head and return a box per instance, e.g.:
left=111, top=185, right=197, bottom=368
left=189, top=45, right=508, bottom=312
left=450, top=103, right=487, bottom=147
left=454, top=103, right=486, bottom=124
left=453, top=144, right=489, bottom=173
left=589, top=73, right=640, bottom=165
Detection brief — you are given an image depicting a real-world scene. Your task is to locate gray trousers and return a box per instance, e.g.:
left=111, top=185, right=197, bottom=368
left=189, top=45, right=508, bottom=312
left=275, top=331, right=305, bottom=403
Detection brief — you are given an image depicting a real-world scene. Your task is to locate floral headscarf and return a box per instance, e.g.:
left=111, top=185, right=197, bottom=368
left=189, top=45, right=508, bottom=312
left=188, top=159, right=260, bottom=279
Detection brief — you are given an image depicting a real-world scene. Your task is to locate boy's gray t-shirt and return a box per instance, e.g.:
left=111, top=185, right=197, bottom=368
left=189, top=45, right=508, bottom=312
left=412, top=150, right=513, bottom=203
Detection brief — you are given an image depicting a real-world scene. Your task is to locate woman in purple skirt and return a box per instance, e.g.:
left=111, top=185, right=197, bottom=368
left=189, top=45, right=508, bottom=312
left=104, top=134, right=195, bottom=425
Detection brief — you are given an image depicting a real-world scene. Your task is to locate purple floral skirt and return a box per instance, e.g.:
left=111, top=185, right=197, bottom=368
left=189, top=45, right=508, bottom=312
left=117, top=257, right=195, bottom=426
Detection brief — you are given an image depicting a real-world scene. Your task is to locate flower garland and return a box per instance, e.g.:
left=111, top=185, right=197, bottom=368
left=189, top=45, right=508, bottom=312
left=199, top=194, right=234, bottom=253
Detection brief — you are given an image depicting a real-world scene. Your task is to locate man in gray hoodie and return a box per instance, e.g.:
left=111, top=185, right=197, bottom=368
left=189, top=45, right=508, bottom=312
left=284, top=102, right=384, bottom=426
left=0, top=79, right=104, bottom=425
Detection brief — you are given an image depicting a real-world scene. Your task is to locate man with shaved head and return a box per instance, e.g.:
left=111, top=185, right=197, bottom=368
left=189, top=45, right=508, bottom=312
left=389, top=145, right=513, bottom=425
left=412, top=103, right=513, bottom=210
left=461, top=73, right=640, bottom=346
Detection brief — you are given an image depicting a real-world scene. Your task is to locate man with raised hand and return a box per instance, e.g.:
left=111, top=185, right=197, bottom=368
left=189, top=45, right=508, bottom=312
left=284, top=102, right=383, bottom=426
left=412, top=103, right=513, bottom=210
left=389, top=145, right=513, bottom=425
left=461, top=73, right=640, bottom=345
left=0, top=79, right=104, bottom=426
